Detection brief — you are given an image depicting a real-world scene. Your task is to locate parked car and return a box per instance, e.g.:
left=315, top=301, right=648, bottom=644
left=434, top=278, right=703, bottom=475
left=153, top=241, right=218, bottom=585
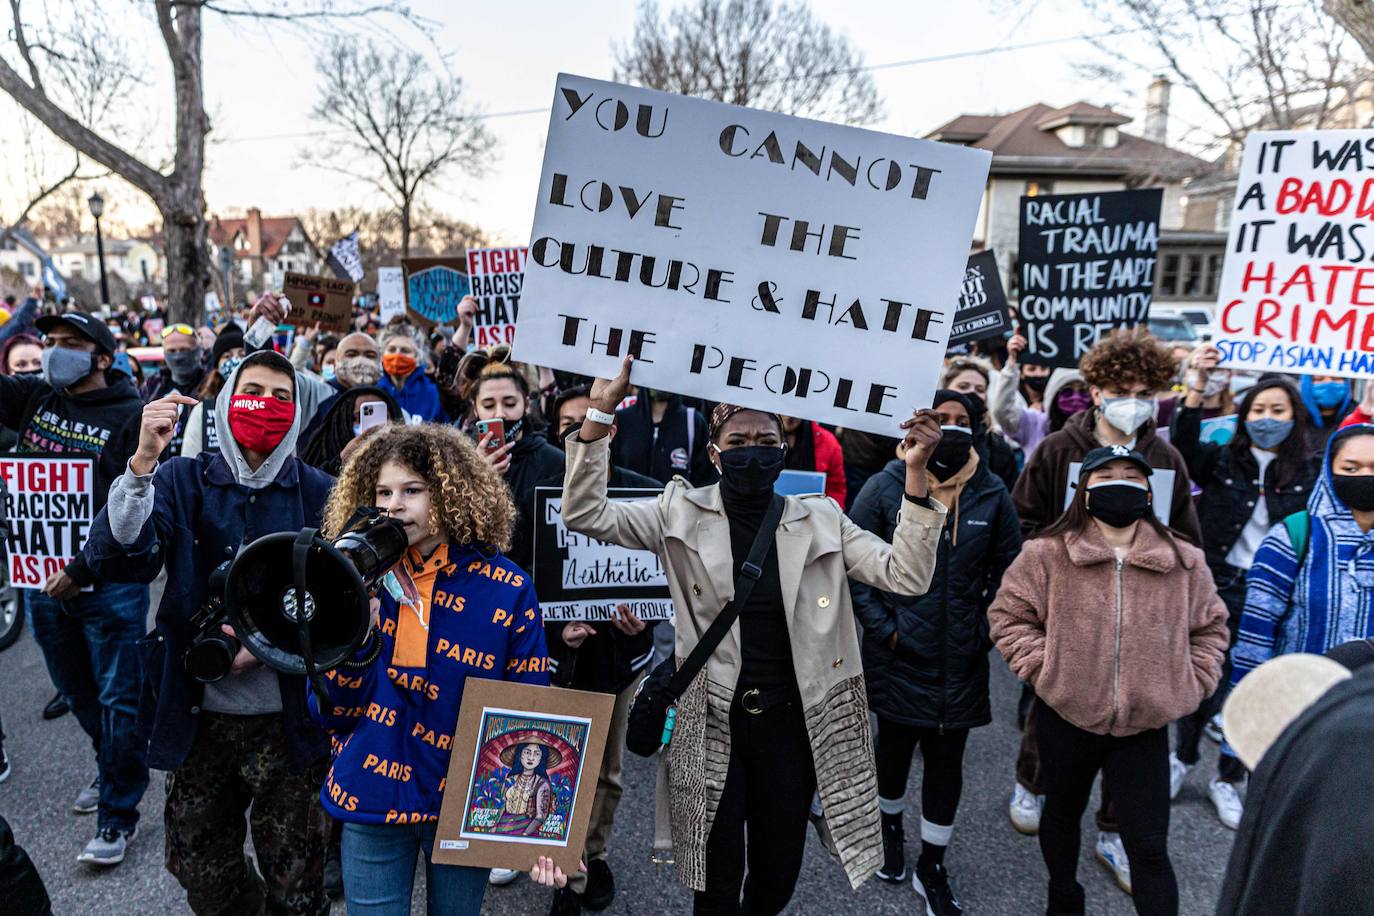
left=0, top=571, right=20, bottom=651
left=1147, top=311, right=1201, bottom=343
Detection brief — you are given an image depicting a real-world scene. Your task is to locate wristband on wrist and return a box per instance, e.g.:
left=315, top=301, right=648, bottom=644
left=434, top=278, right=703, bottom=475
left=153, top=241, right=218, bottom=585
left=585, top=406, right=616, bottom=426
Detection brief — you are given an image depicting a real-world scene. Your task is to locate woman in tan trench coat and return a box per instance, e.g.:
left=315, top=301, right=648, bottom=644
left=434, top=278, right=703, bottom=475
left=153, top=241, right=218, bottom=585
left=560, top=357, right=948, bottom=914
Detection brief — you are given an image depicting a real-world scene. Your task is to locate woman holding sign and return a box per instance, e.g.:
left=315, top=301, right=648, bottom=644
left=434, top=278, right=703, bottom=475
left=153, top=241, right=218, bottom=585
left=990, top=448, right=1228, bottom=916
left=310, top=423, right=552, bottom=915
left=562, top=356, right=948, bottom=915
left=1168, top=355, right=1316, bottom=829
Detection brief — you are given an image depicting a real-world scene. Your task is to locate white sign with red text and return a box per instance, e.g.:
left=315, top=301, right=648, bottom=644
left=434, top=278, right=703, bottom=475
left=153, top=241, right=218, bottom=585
left=1213, top=129, right=1374, bottom=378
left=0, top=455, right=95, bottom=589
left=466, top=247, right=526, bottom=349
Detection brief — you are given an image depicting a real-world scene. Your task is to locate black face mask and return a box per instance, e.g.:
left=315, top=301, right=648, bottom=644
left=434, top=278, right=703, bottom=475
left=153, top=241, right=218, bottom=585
left=1023, top=375, right=1049, bottom=394
left=1333, top=473, right=1374, bottom=512
left=1085, top=482, right=1152, bottom=528
left=716, top=445, right=786, bottom=499
left=929, top=427, right=973, bottom=482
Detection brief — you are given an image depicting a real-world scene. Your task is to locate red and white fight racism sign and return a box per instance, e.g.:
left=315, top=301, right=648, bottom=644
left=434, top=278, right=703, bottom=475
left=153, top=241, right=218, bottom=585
left=0, top=454, right=95, bottom=589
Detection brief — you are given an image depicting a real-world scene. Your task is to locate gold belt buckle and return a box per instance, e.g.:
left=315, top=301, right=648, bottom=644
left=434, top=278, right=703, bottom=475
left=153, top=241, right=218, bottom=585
left=741, top=688, right=763, bottom=715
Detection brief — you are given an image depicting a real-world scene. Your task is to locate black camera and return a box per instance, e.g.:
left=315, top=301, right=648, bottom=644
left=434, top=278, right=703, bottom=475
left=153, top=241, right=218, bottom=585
left=184, top=562, right=236, bottom=683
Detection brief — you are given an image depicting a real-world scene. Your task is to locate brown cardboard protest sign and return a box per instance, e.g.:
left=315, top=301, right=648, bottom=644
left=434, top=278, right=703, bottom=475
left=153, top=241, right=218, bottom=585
left=403, top=257, right=472, bottom=328
left=432, top=680, right=613, bottom=873
left=281, top=272, right=354, bottom=332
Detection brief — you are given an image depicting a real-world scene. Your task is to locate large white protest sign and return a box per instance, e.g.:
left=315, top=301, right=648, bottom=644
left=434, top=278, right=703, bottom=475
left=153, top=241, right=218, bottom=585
left=1214, top=129, right=1374, bottom=378
left=514, top=74, right=991, bottom=436
left=1, top=455, right=95, bottom=590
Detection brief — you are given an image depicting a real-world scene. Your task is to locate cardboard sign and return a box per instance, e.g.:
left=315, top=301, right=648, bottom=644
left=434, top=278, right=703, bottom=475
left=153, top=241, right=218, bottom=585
left=1017, top=189, right=1163, bottom=368
left=950, top=250, right=1011, bottom=346
left=433, top=680, right=613, bottom=873
left=1064, top=462, right=1175, bottom=525
left=513, top=74, right=990, bottom=437
left=377, top=267, right=406, bottom=323
left=533, top=487, right=672, bottom=622
left=281, top=272, right=354, bottom=333
left=0, top=455, right=95, bottom=590
left=403, top=257, right=472, bottom=328
left=467, top=247, right=526, bottom=349
left=1213, top=130, right=1374, bottom=377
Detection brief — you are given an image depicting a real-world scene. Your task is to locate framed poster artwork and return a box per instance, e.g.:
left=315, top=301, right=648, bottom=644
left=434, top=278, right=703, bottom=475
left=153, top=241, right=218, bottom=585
left=433, top=680, right=614, bottom=872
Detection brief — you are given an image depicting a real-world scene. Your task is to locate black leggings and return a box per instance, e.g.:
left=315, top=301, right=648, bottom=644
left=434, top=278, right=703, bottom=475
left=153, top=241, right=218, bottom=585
left=1036, top=703, right=1177, bottom=916
left=874, top=717, right=968, bottom=828
left=694, top=693, right=816, bottom=916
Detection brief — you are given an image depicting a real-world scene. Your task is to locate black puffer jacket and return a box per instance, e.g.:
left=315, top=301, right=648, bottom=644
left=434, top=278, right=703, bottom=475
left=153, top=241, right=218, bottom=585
left=505, top=430, right=567, bottom=570
left=1171, top=402, right=1318, bottom=578
left=850, top=458, right=1022, bottom=729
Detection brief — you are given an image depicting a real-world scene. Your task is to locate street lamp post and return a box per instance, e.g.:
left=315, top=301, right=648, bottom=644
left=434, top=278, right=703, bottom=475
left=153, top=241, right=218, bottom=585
left=88, top=191, right=110, bottom=307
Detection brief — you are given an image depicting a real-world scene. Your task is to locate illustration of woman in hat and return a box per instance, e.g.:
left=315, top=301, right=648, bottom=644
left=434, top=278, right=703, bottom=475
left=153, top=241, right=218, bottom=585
left=495, top=737, right=561, bottom=837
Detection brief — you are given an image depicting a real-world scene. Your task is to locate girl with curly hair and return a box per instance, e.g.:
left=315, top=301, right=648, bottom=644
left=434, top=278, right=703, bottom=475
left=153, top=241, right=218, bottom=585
left=310, top=423, right=551, bottom=915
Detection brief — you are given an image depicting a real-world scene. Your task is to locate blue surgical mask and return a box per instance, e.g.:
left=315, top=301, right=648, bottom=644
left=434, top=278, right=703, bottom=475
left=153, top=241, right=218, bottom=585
left=352, top=422, right=364, bottom=437
left=1312, top=380, right=1349, bottom=410
left=323, top=364, right=337, bottom=382
left=1245, top=417, right=1293, bottom=450
left=1313, top=379, right=1346, bottom=409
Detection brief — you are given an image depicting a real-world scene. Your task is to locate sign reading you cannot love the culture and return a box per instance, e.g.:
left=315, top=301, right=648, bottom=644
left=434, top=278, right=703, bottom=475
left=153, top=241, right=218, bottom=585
left=513, top=74, right=991, bottom=435
left=1213, top=129, right=1374, bottom=378
left=1017, top=188, right=1162, bottom=368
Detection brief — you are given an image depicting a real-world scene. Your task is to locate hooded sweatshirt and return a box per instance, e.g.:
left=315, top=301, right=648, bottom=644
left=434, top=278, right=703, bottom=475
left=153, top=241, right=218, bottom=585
left=1217, top=671, right=1374, bottom=915
left=106, top=357, right=311, bottom=715
left=1233, top=424, right=1374, bottom=687
left=991, top=365, right=1084, bottom=458
left=0, top=369, right=143, bottom=586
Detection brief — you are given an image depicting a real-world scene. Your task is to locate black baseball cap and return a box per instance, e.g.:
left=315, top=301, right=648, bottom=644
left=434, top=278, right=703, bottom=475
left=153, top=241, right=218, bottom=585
left=36, top=311, right=118, bottom=354
left=1080, top=445, right=1153, bottom=478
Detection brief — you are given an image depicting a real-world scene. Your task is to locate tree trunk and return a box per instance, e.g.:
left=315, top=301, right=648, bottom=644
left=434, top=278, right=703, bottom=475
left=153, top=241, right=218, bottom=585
left=161, top=200, right=209, bottom=324
left=1327, top=1, right=1374, bottom=63
left=400, top=200, right=412, bottom=258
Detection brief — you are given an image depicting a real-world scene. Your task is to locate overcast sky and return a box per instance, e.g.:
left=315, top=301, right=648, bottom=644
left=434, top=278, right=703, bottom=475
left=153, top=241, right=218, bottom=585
left=2, top=0, right=1214, bottom=245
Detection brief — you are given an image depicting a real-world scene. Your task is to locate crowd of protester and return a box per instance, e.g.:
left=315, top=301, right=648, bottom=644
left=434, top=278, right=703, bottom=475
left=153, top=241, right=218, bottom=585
left=2, top=281, right=1373, bottom=916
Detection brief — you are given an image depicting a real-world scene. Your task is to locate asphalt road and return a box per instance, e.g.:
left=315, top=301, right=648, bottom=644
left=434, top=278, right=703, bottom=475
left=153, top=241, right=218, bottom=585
left=0, top=584, right=1236, bottom=915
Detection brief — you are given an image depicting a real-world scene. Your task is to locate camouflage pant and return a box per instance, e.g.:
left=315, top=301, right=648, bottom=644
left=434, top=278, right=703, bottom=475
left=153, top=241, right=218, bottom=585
left=165, top=712, right=330, bottom=916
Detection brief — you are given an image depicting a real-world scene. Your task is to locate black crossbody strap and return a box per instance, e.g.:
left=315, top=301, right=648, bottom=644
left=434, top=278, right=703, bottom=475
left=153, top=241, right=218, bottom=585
left=666, top=493, right=785, bottom=700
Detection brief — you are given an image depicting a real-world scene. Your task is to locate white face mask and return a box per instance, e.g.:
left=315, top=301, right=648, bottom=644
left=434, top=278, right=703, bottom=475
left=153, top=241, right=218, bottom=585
left=1101, top=397, right=1156, bottom=435
left=1202, top=371, right=1231, bottom=399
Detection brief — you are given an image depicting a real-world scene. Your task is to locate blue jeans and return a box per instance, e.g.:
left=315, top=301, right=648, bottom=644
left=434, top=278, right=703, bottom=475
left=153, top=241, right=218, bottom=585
left=340, top=821, right=488, bottom=915
left=26, top=582, right=150, bottom=832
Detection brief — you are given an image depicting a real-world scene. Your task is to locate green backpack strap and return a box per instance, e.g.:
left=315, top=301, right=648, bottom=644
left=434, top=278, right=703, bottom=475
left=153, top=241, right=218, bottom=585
left=1282, top=511, right=1310, bottom=564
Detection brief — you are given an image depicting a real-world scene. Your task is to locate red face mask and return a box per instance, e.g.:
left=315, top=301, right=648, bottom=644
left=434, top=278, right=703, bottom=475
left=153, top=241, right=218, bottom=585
left=227, top=394, right=294, bottom=454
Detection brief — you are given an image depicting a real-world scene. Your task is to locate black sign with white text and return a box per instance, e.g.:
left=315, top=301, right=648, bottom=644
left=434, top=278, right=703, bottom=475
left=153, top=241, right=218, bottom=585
left=1017, top=188, right=1162, bottom=368
left=949, top=250, right=1011, bottom=346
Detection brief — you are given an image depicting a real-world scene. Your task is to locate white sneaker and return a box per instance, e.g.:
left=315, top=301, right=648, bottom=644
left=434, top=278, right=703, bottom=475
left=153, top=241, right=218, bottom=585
left=1008, top=782, right=1043, bottom=835
left=1169, top=752, right=1192, bottom=801
left=1095, top=831, right=1132, bottom=895
left=1209, top=778, right=1244, bottom=830
left=487, top=867, right=520, bottom=886
left=1204, top=712, right=1224, bottom=743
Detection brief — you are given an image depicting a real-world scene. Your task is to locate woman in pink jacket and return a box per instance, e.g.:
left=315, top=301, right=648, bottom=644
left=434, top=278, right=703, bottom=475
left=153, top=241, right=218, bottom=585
left=989, top=446, right=1228, bottom=916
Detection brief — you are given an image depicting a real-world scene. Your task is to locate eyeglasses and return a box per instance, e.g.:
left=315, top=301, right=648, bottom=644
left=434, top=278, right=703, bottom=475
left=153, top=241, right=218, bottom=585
left=160, top=323, right=196, bottom=340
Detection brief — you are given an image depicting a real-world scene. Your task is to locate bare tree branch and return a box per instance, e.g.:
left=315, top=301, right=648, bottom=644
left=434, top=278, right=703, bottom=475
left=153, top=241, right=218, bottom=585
left=303, top=37, right=495, bottom=256
left=614, top=0, right=883, bottom=125
left=1325, top=0, right=1374, bottom=64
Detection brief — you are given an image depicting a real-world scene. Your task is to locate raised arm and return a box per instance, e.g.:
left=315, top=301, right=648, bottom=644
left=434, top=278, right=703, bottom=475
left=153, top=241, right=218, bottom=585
left=561, top=357, right=666, bottom=551
left=839, top=409, right=947, bottom=596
